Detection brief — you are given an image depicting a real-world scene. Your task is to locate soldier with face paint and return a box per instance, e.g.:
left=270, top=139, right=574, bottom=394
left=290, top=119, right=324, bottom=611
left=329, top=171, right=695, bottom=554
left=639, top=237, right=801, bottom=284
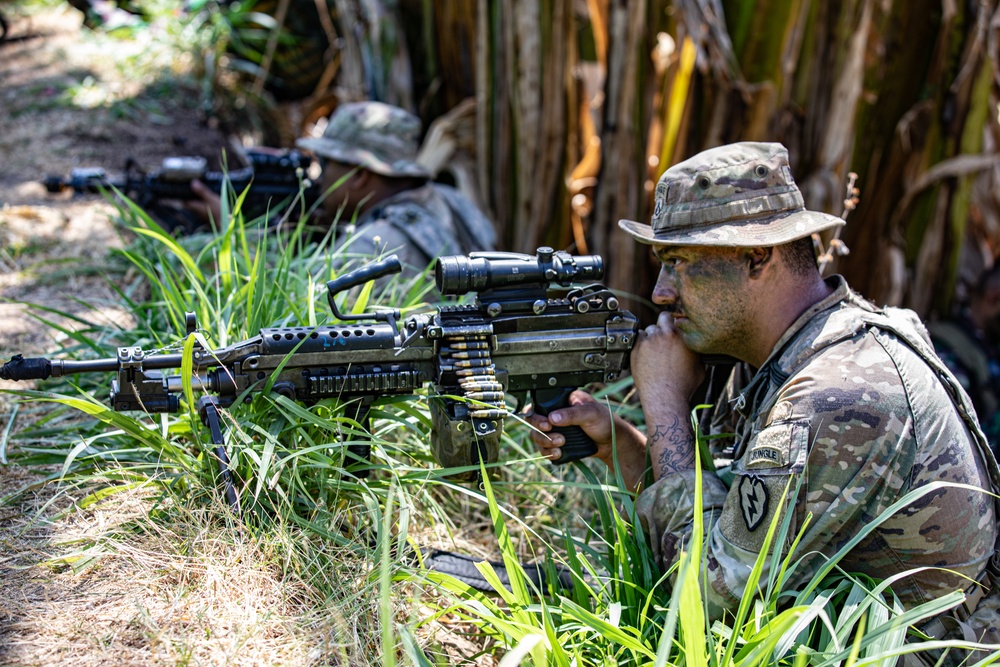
left=526, top=142, right=1000, bottom=647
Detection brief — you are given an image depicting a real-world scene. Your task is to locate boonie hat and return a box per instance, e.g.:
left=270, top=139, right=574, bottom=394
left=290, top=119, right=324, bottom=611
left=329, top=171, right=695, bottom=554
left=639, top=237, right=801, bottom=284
left=296, top=101, right=432, bottom=179
left=618, top=142, right=844, bottom=246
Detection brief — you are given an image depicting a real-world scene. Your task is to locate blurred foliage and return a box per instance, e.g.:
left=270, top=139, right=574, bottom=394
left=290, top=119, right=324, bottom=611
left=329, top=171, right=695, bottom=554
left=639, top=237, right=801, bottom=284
left=303, top=0, right=1000, bottom=322
left=11, top=0, right=996, bottom=320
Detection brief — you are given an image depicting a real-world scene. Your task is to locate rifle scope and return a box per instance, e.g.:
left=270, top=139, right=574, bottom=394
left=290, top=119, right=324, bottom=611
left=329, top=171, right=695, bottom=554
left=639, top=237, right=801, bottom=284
left=435, top=248, right=604, bottom=295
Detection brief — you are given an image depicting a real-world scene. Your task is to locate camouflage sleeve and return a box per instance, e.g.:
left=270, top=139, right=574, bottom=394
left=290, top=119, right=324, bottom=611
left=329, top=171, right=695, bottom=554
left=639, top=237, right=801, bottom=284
left=635, top=338, right=927, bottom=619
left=635, top=470, right=733, bottom=613
left=334, top=219, right=437, bottom=275
left=635, top=459, right=799, bottom=618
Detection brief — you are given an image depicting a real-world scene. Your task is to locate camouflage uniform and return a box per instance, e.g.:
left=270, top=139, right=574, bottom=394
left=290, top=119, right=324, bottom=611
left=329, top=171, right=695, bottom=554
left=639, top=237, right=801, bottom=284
left=616, top=142, right=1000, bottom=640
left=298, top=101, right=496, bottom=274
left=636, top=278, right=998, bottom=619
left=337, top=182, right=496, bottom=274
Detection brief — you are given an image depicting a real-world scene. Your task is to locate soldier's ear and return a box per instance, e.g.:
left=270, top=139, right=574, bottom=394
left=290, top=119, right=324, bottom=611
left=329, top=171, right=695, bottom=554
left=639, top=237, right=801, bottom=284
left=349, top=168, right=373, bottom=190
left=745, top=247, right=772, bottom=278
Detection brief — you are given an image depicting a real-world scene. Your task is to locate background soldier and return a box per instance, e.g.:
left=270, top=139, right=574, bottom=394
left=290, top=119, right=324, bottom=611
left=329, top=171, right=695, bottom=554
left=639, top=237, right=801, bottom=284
left=190, top=101, right=496, bottom=276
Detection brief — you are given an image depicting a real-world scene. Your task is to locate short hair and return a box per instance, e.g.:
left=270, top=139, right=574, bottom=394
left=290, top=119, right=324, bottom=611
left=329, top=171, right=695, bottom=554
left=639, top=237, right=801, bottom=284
left=781, top=236, right=820, bottom=276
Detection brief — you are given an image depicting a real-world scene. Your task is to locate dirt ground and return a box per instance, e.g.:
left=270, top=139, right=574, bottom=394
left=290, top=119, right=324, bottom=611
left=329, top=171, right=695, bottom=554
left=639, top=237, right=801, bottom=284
left=0, top=6, right=233, bottom=356
left=0, top=10, right=501, bottom=666
left=0, top=7, right=310, bottom=666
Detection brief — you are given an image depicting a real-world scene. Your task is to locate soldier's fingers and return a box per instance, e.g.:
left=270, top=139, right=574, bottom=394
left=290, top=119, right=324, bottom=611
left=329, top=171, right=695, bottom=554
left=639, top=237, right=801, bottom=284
left=566, top=390, right=598, bottom=407
left=548, top=402, right=603, bottom=428
left=530, top=428, right=563, bottom=449
left=642, top=312, right=677, bottom=337
left=523, top=411, right=551, bottom=431
left=524, top=411, right=560, bottom=450
left=185, top=200, right=209, bottom=215
left=536, top=432, right=563, bottom=447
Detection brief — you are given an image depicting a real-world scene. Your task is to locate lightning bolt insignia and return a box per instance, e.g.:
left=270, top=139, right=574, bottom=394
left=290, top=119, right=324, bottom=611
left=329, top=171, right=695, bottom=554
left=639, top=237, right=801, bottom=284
left=739, top=474, right=770, bottom=532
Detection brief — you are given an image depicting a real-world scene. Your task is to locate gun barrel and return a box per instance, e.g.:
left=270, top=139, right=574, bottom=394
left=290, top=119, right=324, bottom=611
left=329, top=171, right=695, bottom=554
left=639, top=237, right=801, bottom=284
left=1, top=352, right=189, bottom=382
left=165, top=375, right=210, bottom=392
left=43, top=175, right=70, bottom=193
left=1, top=355, right=116, bottom=381
left=1, top=355, right=53, bottom=381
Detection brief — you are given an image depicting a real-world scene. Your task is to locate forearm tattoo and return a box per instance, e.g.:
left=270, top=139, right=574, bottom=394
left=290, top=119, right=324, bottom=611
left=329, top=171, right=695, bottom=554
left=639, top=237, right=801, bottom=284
left=648, top=416, right=695, bottom=476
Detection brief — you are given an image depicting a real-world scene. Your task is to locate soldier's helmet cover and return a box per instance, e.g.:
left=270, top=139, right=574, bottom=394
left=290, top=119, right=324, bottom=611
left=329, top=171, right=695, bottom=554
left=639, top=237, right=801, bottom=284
left=618, top=142, right=844, bottom=247
left=296, top=101, right=432, bottom=179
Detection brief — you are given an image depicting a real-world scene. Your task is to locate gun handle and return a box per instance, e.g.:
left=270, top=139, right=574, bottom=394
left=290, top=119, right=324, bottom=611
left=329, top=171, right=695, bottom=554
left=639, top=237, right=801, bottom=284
left=325, top=255, right=402, bottom=297
left=531, top=387, right=598, bottom=465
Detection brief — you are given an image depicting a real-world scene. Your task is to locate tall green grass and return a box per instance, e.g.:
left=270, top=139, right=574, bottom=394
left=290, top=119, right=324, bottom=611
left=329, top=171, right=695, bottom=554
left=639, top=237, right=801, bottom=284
left=4, top=192, right=1000, bottom=665
left=1, top=187, right=602, bottom=661
left=410, top=416, right=1000, bottom=667
left=2, top=191, right=450, bottom=661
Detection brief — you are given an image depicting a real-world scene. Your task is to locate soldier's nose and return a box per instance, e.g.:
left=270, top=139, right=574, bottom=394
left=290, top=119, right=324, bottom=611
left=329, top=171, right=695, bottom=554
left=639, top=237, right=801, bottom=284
left=651, top=268, right=677, bottom=306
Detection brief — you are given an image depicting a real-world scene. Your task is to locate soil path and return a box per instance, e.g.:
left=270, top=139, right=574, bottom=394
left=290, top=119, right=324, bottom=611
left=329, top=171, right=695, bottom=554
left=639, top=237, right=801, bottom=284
left=0, top=8, right=260, bottom=666
left=0, top=5, right=229, bottom=358
left=0, top=10, right=493, bottom=666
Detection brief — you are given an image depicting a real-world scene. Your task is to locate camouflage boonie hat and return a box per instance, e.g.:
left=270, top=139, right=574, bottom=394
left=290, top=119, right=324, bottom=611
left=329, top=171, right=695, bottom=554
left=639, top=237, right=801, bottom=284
left=618, top=142, right=844, bottom=246
left=296, top=101, right=432, bottom=179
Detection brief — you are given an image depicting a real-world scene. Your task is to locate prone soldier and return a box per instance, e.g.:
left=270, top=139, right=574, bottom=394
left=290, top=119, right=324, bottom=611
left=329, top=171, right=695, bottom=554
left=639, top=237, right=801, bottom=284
left=189, top=101, right=496, bottom=277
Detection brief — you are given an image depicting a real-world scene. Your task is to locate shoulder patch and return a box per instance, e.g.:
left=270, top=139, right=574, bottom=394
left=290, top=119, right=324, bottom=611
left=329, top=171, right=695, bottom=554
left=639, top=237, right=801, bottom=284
left=746, top=444, right=785, bottom=468
left=738, top=474, right=770, bottom=531
left=745, top=423, right=792, bottom=470
left=734, top=420, right=810, bottom=475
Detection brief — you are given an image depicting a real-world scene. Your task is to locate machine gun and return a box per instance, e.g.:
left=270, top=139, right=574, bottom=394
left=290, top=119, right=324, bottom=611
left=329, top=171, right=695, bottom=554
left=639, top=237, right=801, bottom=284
left=43, top=148, right=319, bottom=230
left=2, top=248, right=638, bottom=508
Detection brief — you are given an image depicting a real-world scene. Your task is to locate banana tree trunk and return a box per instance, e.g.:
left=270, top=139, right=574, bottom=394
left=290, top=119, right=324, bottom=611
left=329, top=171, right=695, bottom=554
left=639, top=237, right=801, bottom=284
left=340, top=0, right=1000, bottom=321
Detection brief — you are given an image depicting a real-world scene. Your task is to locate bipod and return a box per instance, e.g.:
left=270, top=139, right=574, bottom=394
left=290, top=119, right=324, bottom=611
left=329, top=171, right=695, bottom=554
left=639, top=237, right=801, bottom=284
left=198, top=396, right=240, bottom=513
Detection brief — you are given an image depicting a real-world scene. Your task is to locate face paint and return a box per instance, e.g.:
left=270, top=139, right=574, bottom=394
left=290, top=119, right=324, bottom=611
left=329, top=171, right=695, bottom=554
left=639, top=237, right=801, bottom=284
left=651, top=245, right=754, bottom=354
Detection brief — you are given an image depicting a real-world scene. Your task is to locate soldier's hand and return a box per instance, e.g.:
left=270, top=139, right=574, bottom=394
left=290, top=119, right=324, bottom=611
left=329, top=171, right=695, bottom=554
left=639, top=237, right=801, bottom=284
left=632, top=311, right=705, bottom=405
left=185, top=179, right=223, bottom=225
left=525, top=390, right=646, bottom=468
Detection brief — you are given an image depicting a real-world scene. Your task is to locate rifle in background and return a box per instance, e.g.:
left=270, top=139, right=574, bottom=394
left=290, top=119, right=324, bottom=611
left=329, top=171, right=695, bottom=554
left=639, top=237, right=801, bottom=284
left=43, top=148, right=319, bottom=231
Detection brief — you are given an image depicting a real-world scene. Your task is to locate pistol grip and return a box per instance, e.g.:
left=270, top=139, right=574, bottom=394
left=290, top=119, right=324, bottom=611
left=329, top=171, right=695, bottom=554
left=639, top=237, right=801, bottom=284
left=531, top=387, right=598, bottom=465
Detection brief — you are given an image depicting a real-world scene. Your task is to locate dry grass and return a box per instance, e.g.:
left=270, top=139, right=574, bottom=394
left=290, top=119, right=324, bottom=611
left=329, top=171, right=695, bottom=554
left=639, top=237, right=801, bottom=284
left=0, top=203, right=130, bottom=357
left=0, top=4, right=218, bottom=358
left=0, top=8, right=370, bottom=665
left=0, top=8, right=510, bottom=665
left=0, top=462, right=503, bottom=666
left=0, top=473, right=397, bottom=666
